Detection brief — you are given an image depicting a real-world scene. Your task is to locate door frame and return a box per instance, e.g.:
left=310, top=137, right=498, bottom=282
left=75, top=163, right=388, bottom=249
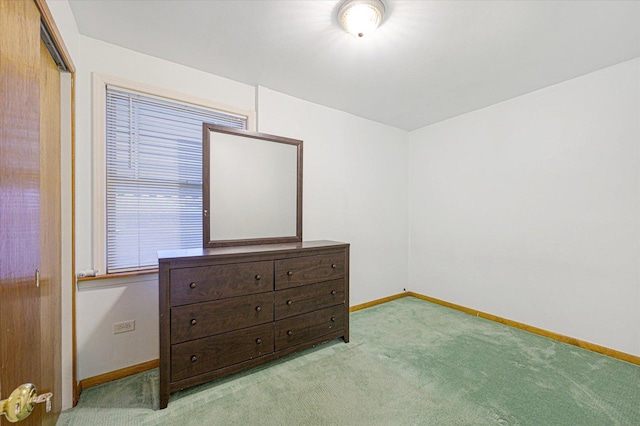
left=33, top=0, right=78, bottom=407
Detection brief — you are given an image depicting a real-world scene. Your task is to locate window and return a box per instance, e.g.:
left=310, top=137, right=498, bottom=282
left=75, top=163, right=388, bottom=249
left=96, top=76, right=252, bottom=273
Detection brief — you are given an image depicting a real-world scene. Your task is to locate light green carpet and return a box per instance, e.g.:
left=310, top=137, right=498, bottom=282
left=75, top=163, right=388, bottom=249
left=58, top=297, right=640, bottom=425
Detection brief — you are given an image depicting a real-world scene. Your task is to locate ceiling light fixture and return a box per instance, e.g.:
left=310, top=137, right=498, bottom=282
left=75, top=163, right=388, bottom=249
left=338, top=0, right=385, bottom=38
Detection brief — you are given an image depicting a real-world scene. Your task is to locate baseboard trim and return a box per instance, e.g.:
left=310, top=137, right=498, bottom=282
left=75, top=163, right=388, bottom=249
left=80, top=359, right=159, bottom=389
left=406, top=291, right=640, bottom=366
left=350, top=292, right=410, bottom=312
left=80, top=291, right=638, bottom=390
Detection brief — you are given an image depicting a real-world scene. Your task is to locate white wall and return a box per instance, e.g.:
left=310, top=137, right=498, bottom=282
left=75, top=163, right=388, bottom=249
left=257, top=87, right=409, bottom=306
left=47, top=0, right=258, bottom=383
left=47, top=0, right=639, bottom=392
left=76, top=275, right=159, bottom=380
left=408, top=58, right=640, bottom=356
left=74, top=37, right=256, bottom=273
left=68, top=35, right=409, bottom=379
left=71, top=36, right=256, bottom=380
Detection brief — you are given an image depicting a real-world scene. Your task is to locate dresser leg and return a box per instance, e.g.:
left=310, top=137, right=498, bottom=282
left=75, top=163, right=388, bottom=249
left=160, top=393, right=169, bottom=409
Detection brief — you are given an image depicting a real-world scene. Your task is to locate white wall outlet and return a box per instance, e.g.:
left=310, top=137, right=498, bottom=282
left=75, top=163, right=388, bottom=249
left=113, top=320, right=135, bottom=334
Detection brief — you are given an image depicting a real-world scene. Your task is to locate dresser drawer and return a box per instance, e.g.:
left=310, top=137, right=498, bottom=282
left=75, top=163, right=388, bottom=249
left=275, top=305, right=344, bottom=351
left=275, top=279, right=345, bottom=320
left=171, top=293, right=274, bottom=344
left=275, top=253, right=345, bottom=290
left=170, top=261, right=273, bottom=306
left=171, top=323, right=274, bottom=382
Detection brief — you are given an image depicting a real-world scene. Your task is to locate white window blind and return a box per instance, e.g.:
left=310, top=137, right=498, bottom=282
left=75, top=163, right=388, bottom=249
left=105, top=87, right=247, bottom=273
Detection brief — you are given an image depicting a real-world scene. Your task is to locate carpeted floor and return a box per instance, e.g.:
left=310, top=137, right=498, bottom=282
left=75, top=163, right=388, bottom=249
left=58, top=297, right=640, bottom=425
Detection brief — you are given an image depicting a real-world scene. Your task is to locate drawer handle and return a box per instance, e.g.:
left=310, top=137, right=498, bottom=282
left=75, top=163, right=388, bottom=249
left=191, top=355, right=197, bottom=362
left=255, top=306, right=262, bottom=312
left=286, top=300, right=293, bottom=306
left=331, top=264, right=337, bottom=269
left=331, top=290, right=337, bottom=295
left=331, top=317, right=336, bottom=322
left=255, top=274, right=262, bottom=281
left=287, top=330, right=293, bottom=336
left=287, top=271, right=293, bottom=276
left=255, top=338, right=262, bottom=344
left=189, top=282, right=197, bottom=289
left=190, top=319, right=197, bottom=326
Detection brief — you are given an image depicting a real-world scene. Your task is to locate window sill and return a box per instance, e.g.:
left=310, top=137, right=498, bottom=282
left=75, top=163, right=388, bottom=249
left=76, top=268, right=159, bottom=290
left=77, top=268, right=158, bottom=282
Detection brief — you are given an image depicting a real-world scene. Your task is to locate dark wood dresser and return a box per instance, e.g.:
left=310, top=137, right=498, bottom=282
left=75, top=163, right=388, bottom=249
left=157, top=240, right=349, bottom=409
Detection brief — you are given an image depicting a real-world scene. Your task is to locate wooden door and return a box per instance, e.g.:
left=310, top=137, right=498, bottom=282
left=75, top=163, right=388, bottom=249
left=0, top=0, right=62, bottom=424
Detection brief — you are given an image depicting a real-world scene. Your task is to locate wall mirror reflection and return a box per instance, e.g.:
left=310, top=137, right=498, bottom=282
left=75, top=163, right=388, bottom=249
left=203, top=124, right=303, bottom=248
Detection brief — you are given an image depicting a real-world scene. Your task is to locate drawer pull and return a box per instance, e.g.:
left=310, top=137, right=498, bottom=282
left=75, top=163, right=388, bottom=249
left=255, top=338, right=262, bottom=344
left=331, top=317, right=336, bottom=322
left=287, top=330, right=293, bottom=336
left=286, top=300, right=293, bottom=306
left=191, top=355, right=197, bottom=362
left=255, top=306, right=262, bottom=312
left=189, top=282, right=197, bottom=289
left=255, top=274, right=262, bottom=281
left=331, top=264, right=337, bottom=269
left=190, top=319, right=197, bottom=325
left=287, top=271, right=293, bottom=276
left=331, top=290, right=337, bottom=295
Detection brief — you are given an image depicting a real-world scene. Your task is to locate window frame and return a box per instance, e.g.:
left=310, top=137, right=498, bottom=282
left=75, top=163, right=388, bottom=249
left=92, top=73, right=256, bottom=275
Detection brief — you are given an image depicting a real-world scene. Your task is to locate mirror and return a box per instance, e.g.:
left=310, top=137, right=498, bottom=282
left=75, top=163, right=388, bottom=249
left=203, top=124, right=303, bottom=248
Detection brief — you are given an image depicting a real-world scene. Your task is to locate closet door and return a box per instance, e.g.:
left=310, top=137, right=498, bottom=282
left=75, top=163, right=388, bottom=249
left=0, top=0, right=62, bottom=424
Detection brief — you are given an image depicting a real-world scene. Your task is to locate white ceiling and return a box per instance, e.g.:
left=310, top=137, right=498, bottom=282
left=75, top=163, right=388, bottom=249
left=68, top=0, right=640, bottom=131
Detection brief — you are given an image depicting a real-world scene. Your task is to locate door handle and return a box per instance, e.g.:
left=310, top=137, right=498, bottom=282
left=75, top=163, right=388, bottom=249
left=0, top=383, right=52, bottom=423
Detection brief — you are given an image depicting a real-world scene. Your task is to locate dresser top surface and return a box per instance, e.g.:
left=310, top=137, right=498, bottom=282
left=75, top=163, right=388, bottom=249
left=158, top=240, right=348, bottom=262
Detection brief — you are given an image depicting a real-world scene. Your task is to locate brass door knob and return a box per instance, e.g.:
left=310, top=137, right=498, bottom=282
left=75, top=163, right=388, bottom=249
left=0, top=383, right=53, bottom=422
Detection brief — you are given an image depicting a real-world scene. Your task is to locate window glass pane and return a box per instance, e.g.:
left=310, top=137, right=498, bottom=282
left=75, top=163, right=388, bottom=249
left=105, top=88, right=246, bottom=272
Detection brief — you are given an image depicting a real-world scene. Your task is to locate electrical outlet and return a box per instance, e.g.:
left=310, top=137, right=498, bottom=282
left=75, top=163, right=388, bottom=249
left=113, top=320, right=135, bottom=334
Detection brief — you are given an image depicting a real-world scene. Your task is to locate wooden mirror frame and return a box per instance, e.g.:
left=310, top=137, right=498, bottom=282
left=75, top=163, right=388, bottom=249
left=203, top=124, right=303, bottom=248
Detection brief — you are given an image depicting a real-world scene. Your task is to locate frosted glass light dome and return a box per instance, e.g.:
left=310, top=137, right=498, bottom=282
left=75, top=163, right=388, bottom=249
left=338, top=0, right=385, bottom=38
